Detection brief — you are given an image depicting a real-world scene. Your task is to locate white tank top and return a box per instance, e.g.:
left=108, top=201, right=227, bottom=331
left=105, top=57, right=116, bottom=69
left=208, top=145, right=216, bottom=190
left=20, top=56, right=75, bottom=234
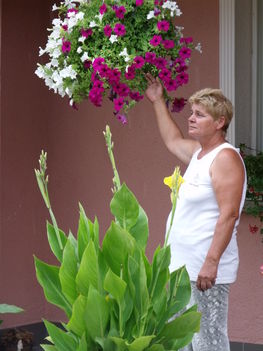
left=167, top=142, right=247, bottom=284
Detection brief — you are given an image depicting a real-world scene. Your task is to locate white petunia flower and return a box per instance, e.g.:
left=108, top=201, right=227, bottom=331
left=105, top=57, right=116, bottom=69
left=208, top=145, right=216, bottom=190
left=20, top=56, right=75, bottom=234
left=77, top=46, right=83, bottom=54
left=68, top=16, right=78, bottom=29
left=109, top=35, right=118, bottom=43
left=119, top=48, right=129, bottom=57
left=81, top=52, right=90, bottom=62
left=78, top=36, right=86, bottom=43
left=65, top=87, right=73, bottom=97
left=52, top=4, right=60, bottom=11
left=51, top=47, right=62, bottom=59
left=95, top=13, right=104, bottom=22
left=60, top=65, right=77, bottom=79
left=39, top=47, right=46, bottom=56
left=162, top=1, right=182, bottom=16
left=147, top=11, right=155, bottom=19
left=195, top=43, right=202, bottom=53
left=89, top=21, right=97, bottom=28
left=76, top=11, right=85, bottom=20
left=50, top=58, right=59, bottom=67
left=35, top=65, right=46, bottom=79
left=52, top=18, right=61, bottom=27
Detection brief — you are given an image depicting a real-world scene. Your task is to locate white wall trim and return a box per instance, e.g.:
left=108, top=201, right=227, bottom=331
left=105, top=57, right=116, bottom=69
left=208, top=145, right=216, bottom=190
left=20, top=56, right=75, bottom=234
left=251, top=0, right=257, bottom=151
left=219, top=0, right=235, bottom=144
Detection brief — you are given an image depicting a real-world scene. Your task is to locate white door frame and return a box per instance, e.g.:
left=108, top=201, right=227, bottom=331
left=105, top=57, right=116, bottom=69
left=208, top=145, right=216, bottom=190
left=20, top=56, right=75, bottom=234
left=219, top=0, right=235, bottom=144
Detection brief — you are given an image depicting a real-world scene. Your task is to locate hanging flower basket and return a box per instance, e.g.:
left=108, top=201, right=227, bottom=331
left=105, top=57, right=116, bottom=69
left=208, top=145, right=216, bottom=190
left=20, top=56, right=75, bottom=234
left=35, top=0, right=201, bottom=123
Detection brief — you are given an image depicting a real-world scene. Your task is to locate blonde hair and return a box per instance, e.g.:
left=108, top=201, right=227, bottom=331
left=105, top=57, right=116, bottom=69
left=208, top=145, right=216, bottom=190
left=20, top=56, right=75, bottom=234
left=189, top=88, right=233, bottom=133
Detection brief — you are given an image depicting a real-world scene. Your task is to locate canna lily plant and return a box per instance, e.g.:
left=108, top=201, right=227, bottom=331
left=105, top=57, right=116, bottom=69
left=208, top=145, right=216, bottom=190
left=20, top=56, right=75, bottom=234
left=34, top=125, right=201, bottom=351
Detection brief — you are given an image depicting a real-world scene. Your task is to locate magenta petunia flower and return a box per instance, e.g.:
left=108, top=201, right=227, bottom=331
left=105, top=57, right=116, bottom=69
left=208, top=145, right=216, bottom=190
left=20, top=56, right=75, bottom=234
left=179, top=47, right=192, bottom=59
left=130, top=91, right=144, bottom=101
left=180, top=37, right=193, bottom=44
left=136, top=0, right=144, bottom=6
left=114, top=97, right=125, bottom=112
left=116, top=113, right=127, bottom=124
left=134, top=56, right=145, bottom=68
left=162, top=39, right=175, bottom=50
left=114, top=23, right=126, bottom=36
left=62, top=24, right=68, bottom=31
left=62, top=39, right=71, bottom=53
left=150, top=35, right=162, bottom=47
left=89, top=88, right=103, bottom=107
left=83, top=60, right=92, bottom=70
left=145, top=52, right=156, bottom=63
left=81, top=28, right=93, bottom=38
left=67, top=8, right=78, bottom=18
left=154, top=57, right=167, bottom=69
left=104, top=24, right=112, bottom=37
left=125, top=71, right=135, bottom=80
left=93, top=79, right=104, bottom=90
left=176, top=72, right=189, bottom=85
left=99, top=3, right=107, bottom=14
left=115, top=6, right=126, bottom=19
left=93, top=57, right=105, bottom=71
left=172, top=97, right=187, bottom=113
left=157, top=20, right=170, bottom=32
left=98, top=64, right=110, bottom=78
left=164, top=78, right=178, bottom=92
left=159, top=68, right=171, bottom=81
left=108, top=68, right=121, bottom=84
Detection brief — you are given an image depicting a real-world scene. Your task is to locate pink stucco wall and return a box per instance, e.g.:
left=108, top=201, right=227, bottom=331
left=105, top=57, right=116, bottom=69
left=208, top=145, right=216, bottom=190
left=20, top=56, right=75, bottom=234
left=0, top=0, right=262, bottom=345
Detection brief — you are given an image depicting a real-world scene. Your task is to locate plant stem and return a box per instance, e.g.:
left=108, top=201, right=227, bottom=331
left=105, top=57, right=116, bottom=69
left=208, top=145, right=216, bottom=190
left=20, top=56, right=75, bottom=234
left=103, top=125, right=121, bottom=192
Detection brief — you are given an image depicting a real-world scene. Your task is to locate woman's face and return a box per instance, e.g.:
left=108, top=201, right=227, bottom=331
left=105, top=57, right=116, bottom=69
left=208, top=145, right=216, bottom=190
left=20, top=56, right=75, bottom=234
left=188, top=103, right=223, bottom=140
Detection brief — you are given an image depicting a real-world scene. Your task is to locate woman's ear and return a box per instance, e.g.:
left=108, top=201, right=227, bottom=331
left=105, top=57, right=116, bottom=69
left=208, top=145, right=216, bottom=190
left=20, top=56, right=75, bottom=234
left=216, top=116, right=226, bottom=130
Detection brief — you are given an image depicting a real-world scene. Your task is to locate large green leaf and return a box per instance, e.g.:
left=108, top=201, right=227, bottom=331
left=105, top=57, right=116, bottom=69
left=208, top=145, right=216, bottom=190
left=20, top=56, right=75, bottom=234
left=59, top=239, right=78, bottom=304
left=127, top=335, right=155, bottom=351
left=47, top=222, right=67, bottom=263
left=77, top=203, right=92, bottom=260
left=0, top=304, right=23, bottom=314
left=76, top=333, right=88, bottom=351
left=41, top=345, right=58, bottom=351
left=110, top=183, right=139, bottom=230
left=159, top=311, right=201, bottom=341
left=34, top=256, right=72, bottom=317
left=110, top=336, right=126, bottom=351
left=146, top=344, right=165, bottom=351
left=44, top=320, right=77, bottom=351
left=169, top=332, right=194, bottom=350
left=104, top=269, right=127, bottom=303
left=167, top=266, right=191, bottom=317
left=129, top=206, right=149, bottom=250
left=67, top=295, right=87, bottom=337
left=76, top=241, right=101, bottom=295
left=102, top=222, right=135, bottom=275
left=85, top=286, right=110, bottom=341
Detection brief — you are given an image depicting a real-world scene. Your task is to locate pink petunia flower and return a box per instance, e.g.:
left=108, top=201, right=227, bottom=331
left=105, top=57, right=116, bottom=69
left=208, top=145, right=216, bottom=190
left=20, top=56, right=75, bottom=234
left=81, top=28, right=93, bottom=38
left=157, top=20, right=170, bottom=32
left=179, top=47, right=192, bottom=59
left=150, top=35, right=162, bottom=47
left=114, top=23, right=126, bottom=36
left=162, top=39, right=175, bottom=50
left=115, top=6, right=126, bottom=19
left=99, top=3, right=107, bottom=14
left=134, top=56, right=145, bottom=68
left=114, top=97, right=125, bottom=112
left=116, top=113, right=128, bottom=124
left=136, top=0, right=144, bottom=6
left=104, top=24, right=112, bottom=37
left=62, top=39, right=71, bottom=53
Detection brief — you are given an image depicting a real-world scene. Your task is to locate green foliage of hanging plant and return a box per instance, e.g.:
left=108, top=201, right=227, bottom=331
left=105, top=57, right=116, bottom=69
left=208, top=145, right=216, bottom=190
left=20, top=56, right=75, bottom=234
left=34, top=126, right=201, bottom=351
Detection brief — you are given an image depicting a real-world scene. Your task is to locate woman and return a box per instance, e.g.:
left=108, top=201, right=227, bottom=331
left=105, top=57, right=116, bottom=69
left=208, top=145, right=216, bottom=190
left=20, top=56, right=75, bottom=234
left=145, top=75, right=247, bottom=351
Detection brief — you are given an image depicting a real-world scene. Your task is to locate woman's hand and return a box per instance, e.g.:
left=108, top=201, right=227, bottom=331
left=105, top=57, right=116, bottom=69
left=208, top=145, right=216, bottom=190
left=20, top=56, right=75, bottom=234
left=145, top=73, right=164, bottom=103
left=197, top=258, right=218, bottom=291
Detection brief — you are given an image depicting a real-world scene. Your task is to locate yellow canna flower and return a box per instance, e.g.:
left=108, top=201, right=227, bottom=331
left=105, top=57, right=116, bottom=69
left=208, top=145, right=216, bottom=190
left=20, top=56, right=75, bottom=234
left=163, top=167, right=184, bottom=192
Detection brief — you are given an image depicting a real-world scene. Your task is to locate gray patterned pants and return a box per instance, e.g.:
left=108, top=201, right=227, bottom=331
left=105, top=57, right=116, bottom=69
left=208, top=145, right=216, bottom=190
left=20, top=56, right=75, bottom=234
left=181, top=282, right=230, bottom=351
